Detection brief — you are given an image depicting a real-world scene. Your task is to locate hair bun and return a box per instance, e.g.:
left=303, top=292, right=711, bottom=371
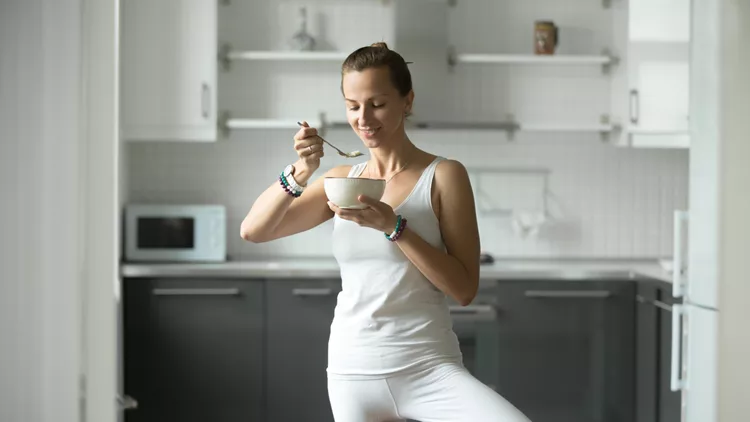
left=370, top=42, right=389, bottom=49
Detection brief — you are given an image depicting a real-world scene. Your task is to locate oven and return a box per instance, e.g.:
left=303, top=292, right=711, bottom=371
left=450, top=281, right=501, bottom=390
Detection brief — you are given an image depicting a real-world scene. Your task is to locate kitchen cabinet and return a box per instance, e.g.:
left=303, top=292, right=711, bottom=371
left=121, top=0, right=217, bottom=142
left=635, top=281, right=682, bottom=422
left=494, top=281, right=636, bottom=422
left=265, top=279, right=341, bottom=422
left=123, top=279, right=264, bottom=422
left=624, top=0, right=691, bottom=148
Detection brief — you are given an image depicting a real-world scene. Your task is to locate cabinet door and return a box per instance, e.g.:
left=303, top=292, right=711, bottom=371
left=494, top=281, right=635, bottom=422
left=121, top=0, right=217, bottom=141
left=124, top=279, right=264, bottom=422
left=635, top=283, right=659, bottom=422
left=626, top=0, right=691, bottom=148
left=265, top=279, right=341, bottom=422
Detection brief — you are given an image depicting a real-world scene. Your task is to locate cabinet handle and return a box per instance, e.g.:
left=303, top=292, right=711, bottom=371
left=292, top=287, right=335, bottom=297
left=672, top=210, right=689, bottom=298
left=637, top=295, right=674, bottom=312
left=629, top=89, right=639, bottom=124
left=116, top=394, right=138, bottom=410
left=670, top=304, right=685, bottom=392
left=449, top=305, right=496, bottom=322
left=524, top=290, right=611, bottom=299
left=653, top=299, right=673, bottom=312
left=201, top=82, right=210, bottom=119
left=152, top=288, right=240, bottom=296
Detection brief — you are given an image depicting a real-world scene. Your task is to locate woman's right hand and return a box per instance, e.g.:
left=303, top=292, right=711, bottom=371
left=293, top=121, right=325, bottom=181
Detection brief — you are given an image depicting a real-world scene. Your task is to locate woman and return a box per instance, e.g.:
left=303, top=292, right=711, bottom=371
left=241, top=42, right=530, bottom=422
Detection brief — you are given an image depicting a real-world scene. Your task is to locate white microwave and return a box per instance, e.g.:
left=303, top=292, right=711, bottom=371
left=124, top=204, right=227, bottom=262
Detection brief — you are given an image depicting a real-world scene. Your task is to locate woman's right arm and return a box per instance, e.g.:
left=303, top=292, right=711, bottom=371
left=239, top=122, right=349, bottom=243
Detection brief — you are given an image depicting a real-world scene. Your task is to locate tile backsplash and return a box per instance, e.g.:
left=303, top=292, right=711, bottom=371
left=126, top=130, right=687, bottom=260
left=125, top=0, right=688, bottom=261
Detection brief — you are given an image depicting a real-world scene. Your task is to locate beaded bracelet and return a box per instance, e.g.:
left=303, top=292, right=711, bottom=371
left=279, top=173, right=302, bottom=198
left=384, top=215, right=407, bottom=242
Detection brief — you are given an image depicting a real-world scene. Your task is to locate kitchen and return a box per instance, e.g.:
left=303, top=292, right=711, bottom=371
left=1, top=0, right=748, bottom=422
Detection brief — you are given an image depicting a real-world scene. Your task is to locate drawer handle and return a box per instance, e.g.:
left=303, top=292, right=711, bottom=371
left=152, top=288, right=240, bottom=296
left=524, top=290, right=611, bottom=299
left=117, top=394, right=138, bottom=410
left=449, top=305, right=495, bottom=315
left=292, top=287, right=335, bottom=297
left=653, top=299, right=673, bottom=312
left=636, top=296, right=674, bottom=312
left=449, top=305, right=496, bottom=321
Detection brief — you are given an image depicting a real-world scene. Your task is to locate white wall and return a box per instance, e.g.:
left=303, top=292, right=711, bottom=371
left=126, top=0, right=688, bottom=260
left=0, top=1, right=119, bottom=422
left=717, top=0, right=750, bottom=419
left=0, top=0, right=83, bottom=421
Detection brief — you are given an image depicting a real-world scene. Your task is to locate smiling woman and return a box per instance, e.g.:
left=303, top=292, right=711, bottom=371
left=240, top=42, right=530, bottom=422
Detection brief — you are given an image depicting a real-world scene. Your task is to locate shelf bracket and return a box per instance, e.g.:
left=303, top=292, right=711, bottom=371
left=447, top=45, right=457, bottom=72
left=448, top=0, right=457, bottom=7
left=598, top=114, right=622, bottom=142
left=602, top=0, right=612, bottom=9
left=219, top=43, right=233, bottom=71
left=218, top=110, right=232, bottom=138
left=601, top=48, right=619, bottom=75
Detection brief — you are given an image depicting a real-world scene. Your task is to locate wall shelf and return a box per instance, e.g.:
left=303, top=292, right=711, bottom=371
left=447, top=47, right=618, bottom=73
left=219, top=113, right=620, bottom=141
left=219, top=44, right=347, bottom=70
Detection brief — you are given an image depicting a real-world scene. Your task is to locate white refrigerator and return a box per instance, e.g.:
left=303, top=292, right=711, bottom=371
left=673, top=0, right=749, bottom=421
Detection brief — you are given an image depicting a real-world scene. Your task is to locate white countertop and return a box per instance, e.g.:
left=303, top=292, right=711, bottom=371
left=121, top=258, right=673, bottom=283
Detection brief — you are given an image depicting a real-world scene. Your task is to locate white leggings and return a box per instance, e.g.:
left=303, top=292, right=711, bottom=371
left=327, top=362, right=531, bottom=422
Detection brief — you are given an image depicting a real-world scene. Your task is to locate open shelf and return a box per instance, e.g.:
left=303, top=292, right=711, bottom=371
left=447, top=47, right=618, bottom=73
left=219, top=45, right=348, bottom=69
left=228, top=50, right=348, bottom=61
left=453, top=54, right=612, bottom=65
left=219, top=116, right=620, bottom=139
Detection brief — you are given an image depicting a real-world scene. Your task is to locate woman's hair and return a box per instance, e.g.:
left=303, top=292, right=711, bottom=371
left=341, top=42, right=413, bottom=98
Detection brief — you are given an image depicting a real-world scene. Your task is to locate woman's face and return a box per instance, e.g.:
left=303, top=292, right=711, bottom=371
left=342, top=66, right=413, bottom=148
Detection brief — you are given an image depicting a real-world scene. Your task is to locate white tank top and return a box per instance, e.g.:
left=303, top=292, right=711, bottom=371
left=328, top=156, right=462, bottom=378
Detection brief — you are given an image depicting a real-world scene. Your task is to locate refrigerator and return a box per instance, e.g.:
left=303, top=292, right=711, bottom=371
left=672, top=0, right=743, bottom=420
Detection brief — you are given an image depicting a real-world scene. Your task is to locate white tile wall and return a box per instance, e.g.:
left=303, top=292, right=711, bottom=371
left=125, top=0, right=688, bottom=260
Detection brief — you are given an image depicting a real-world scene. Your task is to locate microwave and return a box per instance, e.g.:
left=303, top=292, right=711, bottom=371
left=124, top=204, right=227, bottom=262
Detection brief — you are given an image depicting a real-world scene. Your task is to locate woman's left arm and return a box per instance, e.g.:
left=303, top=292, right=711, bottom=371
left=393, top=160, right=480, bottom=305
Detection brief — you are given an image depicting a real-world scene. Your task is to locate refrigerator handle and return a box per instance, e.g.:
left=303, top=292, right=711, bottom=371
left=672, top=210, right=689, bottom=298
left=670, top=304, right=686, bottom=392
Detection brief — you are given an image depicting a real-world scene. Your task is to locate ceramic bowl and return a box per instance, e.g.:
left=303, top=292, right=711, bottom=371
left=324, top=177, right=386, bottom=209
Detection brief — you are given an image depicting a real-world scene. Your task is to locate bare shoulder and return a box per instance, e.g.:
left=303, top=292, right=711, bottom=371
left=434, top=159, right=471, bottom=190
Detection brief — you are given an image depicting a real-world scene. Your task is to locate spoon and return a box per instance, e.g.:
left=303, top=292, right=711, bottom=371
left=297, top=121, right=364, bottom=158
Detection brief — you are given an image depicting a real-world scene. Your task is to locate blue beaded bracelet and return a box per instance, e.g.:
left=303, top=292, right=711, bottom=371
left=384, top=215, right=406, bottom=242
left=279, top=173, right=302, bottom=198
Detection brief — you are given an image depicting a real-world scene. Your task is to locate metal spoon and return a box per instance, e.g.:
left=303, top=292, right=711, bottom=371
left=297, top=121, right=364, bottom=158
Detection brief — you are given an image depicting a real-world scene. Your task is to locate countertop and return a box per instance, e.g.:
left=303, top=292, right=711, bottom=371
left=121, top=258, right=673, bottom=283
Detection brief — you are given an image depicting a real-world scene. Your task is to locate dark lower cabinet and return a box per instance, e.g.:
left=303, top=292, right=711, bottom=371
left=494, top=281, right=636, bottom=422
left=636, top=281, right=682, bottom=422
left=123, top=277, right=677, bottom=422
left=265, top=279, right=341, bottom=422
left=124, top=279, right=265, bottom=422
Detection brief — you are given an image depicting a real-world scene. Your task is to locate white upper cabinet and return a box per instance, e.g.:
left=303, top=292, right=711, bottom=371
left=121, top=0, right=217, bottom=142
left=625, top=0, right=691, bottom=148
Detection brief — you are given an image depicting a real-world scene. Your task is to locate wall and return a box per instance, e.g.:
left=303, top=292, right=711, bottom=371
left=126, top=0, right=688, bottom=261
left=0, top=0, right=83, bottom=421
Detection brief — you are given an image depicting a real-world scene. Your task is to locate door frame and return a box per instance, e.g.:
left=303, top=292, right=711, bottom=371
left=81, top=0, right=119, bottom=421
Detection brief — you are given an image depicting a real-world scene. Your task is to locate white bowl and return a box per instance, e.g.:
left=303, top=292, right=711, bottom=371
left=324, top=177, right=386, bottom=209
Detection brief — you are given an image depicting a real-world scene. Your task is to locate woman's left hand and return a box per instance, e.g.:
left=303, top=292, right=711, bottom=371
left=328, top=195, right=399, bottom=233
